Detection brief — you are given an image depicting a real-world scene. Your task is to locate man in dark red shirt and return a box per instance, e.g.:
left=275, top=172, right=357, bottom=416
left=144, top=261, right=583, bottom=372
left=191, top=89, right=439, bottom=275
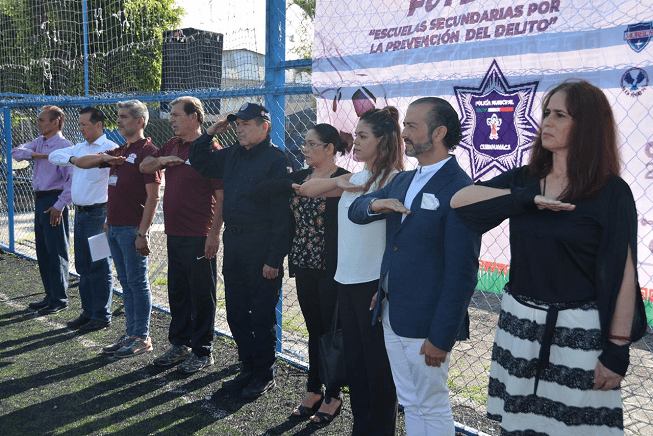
left=140, top=96, right=224, bottom=374
left=75, top=100, right=161, bottom=358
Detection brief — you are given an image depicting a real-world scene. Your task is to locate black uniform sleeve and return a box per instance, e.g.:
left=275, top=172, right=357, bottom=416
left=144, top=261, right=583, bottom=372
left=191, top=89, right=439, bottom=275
left=265, top=153, right=293, bottom=268
left=256, top=169, right=310, bottom=197
left=189, top=133, right=227, bottom=178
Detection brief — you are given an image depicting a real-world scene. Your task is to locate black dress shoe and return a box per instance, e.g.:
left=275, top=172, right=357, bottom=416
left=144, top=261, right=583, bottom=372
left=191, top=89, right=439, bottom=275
left=67, top=314, right=91, bottom=329
left=28, top=299, right=49, bottom=310
left=241, top=378, right=275, bottom=399
left=222, top=371, right=254, bottom=391
left=79, top=319, right=111, bottom=331
left=38, top=304, right=68, bottom=315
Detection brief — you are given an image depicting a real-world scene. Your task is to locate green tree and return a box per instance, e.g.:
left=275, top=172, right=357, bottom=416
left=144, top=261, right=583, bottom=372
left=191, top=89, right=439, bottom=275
left=0, top=0, right=183, bottom=96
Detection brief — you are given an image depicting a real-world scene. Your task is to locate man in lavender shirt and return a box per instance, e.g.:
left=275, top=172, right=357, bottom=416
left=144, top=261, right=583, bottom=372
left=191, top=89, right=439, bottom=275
left=11, top=105, right=73, bottom=315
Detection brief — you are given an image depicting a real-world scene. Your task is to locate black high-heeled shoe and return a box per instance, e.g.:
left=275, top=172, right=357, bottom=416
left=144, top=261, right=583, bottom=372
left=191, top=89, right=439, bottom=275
left=290, top=395, right=323, bottom=419
left=310, top=396, right=342, bottom=425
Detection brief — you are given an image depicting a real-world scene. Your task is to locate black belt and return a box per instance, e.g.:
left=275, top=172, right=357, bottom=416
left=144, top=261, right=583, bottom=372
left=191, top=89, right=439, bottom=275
left=34, top=189, right=63, bottom=198
left=75, top=202, right=106, bottom=212
left=224, top=223, right=271, bottom=235
left=510, top=292, right=594, bottom=396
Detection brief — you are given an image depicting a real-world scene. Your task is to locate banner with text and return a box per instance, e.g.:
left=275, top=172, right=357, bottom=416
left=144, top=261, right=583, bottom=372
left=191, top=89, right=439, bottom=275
left=313, top=0, right=653, bottom=315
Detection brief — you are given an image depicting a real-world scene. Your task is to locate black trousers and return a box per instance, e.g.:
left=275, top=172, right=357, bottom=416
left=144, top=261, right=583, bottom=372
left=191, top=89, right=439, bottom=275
left=295, top=267, right=342, bottom=398
left=223, top=229, right=282, bottom=380
left=338, top=280, right=397, bottom=436
left=167, top=235, right=217, bottom=357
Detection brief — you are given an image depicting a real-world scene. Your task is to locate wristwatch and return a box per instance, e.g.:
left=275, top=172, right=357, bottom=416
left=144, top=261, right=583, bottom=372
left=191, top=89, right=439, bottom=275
left=367, top=198, right=378, bottom=215
left=137, top=232, right=147, bottom=238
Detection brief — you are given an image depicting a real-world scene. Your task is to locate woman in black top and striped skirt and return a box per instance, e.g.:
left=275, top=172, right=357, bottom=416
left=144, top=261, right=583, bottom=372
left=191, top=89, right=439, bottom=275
left=450, top=80, right=647, bottom=435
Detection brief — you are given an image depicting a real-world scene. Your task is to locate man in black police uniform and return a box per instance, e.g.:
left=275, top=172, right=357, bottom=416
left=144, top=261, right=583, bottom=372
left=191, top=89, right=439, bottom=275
left=189, top=103, right=291, bottom=398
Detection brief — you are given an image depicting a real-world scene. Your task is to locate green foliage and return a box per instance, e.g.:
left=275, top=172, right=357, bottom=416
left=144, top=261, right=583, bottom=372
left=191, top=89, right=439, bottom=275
left=0, top=0, right=183, bottom=95
left=288, top=0, right=315, bottom=69
left=645, top=299, right=653, bottom=327
left=290, top=0, right=315, bottom=18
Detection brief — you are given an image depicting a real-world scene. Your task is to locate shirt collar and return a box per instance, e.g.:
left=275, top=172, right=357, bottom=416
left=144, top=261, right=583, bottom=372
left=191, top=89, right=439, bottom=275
left=237, top=137, right=270, bottom=157
left=86, top=134, right=108, bottom=147
left=416, top=156, right=451, bottom=175
left=121, top=137, right=148, bottom=150
left=43, top=131, right=65, bottom=145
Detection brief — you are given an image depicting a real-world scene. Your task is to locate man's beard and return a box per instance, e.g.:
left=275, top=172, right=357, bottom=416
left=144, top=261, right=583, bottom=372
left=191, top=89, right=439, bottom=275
left=405, top=140, right=432, bottom=157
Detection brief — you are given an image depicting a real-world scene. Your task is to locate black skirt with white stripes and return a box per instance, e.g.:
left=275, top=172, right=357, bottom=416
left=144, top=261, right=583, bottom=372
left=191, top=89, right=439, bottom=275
left=487, top=292, right=623, bottom=436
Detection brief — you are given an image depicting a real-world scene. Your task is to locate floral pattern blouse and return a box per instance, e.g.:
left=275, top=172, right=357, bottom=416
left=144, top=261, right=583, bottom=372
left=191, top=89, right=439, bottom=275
left=290, top=174, right=329, bottom=270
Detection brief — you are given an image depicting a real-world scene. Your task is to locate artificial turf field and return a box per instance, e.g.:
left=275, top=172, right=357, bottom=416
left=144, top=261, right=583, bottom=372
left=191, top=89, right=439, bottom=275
left=0, top=251, right=373, bottom=436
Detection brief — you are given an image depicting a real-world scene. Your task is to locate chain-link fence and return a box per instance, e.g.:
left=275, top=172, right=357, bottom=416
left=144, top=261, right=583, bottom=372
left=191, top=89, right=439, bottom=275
left=3, top=96, right=653, bottom=435
left=0, top=92, right=317, bottom=359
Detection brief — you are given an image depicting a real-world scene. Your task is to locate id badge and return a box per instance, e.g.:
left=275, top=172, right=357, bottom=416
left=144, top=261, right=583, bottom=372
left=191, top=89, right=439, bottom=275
left=108, top=174, right=118, bottom=186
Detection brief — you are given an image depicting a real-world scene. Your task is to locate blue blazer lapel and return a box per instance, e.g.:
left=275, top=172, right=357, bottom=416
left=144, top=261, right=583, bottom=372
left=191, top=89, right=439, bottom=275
left=422, top=157, right=458, bottom=198
left=395, top=171, right=417, bottom=231
left=398, top=158, right=458, bottom=231
left=395, top=170, right=415, bottom=204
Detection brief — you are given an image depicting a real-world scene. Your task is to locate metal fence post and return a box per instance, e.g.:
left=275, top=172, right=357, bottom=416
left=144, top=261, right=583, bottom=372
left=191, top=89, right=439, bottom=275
left=4, top=108, right=14, bottom=252
left=265, top=0, right=287, bottom=150
left=266, top=0, right=287, bottom=354
left=82, top=0, right=90, bottom=97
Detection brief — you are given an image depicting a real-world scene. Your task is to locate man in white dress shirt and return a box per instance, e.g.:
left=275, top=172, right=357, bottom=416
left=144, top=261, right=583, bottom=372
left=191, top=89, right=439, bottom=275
left=49, top=106, right=118, bottom=331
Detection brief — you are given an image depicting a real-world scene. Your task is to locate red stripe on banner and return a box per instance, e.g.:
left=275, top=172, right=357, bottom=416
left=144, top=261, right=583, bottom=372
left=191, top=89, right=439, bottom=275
left=641, top=287, right=653, bottom=302
left=479, top=260, right=510, bottom=274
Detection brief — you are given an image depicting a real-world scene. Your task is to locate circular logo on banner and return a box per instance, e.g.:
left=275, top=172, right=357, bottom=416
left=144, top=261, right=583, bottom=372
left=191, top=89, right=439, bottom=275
left=621, top=67, right=649, bottom=97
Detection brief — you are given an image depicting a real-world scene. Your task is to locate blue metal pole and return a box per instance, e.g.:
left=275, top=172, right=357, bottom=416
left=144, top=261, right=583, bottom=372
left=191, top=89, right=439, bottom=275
left=82, top=0, right=90, bottom=96
left=266, top=0, right=286, bottom=151
left=266, top=0, right=287, bottom=354
left=4, top=108, right=15, bottom=253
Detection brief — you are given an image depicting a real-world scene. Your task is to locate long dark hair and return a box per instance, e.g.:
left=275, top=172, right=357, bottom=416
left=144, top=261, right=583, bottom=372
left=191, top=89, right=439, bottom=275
left=312, top=123, right=347, bottom=156
left=528, top=80, right=619, bottom=202
left=358, top=106, right=404, bottom=192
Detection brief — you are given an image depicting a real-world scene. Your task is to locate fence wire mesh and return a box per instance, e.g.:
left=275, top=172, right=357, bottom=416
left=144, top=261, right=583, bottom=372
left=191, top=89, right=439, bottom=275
left=1, top=1, right=652, bottom=435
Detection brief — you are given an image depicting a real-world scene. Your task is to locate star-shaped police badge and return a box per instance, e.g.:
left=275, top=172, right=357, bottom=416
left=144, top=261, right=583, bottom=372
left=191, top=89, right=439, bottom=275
left=454, top=60, right=539, bottom=181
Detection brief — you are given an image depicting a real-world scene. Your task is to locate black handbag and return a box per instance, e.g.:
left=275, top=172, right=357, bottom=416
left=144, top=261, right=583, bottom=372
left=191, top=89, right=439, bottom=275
left=317, top=300, right=347, bottom=389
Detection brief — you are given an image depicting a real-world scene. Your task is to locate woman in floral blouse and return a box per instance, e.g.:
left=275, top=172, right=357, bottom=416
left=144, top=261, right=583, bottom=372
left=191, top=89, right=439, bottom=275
left=258, top=123, right=349, bottom=423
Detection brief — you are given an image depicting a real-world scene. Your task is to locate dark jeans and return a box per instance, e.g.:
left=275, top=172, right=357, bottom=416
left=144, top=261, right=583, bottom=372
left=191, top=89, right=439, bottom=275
left=295, top=267, right=342, bottom=398
left=75, top=205, right=113, bottom=322
left=338, top=280, right=397, bottom=436
left=34, top=193, right=69, bottom=306
left=167, top=235, right=217, bottom=357
left=223, top=229, right=282, bottom=380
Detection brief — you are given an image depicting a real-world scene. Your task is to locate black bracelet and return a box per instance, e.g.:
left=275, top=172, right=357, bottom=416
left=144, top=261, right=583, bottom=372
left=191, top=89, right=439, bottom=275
left=598, top=341, right=630, bottom=377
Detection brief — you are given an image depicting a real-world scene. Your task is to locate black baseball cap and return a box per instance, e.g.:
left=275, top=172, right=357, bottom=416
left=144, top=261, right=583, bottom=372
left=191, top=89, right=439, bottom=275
left=227, top=103, right=271, bottom=122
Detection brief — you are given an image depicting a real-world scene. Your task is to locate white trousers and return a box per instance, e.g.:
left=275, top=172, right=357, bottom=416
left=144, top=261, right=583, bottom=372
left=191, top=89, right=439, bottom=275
left=382, top=300, right=454, bottom=436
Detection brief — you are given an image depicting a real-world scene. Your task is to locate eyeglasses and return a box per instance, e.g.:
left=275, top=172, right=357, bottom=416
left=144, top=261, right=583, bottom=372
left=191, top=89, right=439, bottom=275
left=302, top=140, right=327, bottom=148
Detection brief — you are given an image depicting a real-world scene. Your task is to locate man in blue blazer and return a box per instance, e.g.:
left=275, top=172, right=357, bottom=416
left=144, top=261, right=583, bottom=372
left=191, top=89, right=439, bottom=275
left=348, top=97, right=480, bottom=436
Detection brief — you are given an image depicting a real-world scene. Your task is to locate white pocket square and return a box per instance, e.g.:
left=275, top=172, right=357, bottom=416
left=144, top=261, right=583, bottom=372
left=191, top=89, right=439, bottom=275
left=421, top=193, right=440, bottom=210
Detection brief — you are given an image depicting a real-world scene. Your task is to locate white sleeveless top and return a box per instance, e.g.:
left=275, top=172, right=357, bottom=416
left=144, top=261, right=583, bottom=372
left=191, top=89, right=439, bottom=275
left=334, top=169, right=390, bottom=285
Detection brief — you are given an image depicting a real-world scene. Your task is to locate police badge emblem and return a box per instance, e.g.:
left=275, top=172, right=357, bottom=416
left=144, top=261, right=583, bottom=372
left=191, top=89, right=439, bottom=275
left=454, top=60, right=539, bottom=181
